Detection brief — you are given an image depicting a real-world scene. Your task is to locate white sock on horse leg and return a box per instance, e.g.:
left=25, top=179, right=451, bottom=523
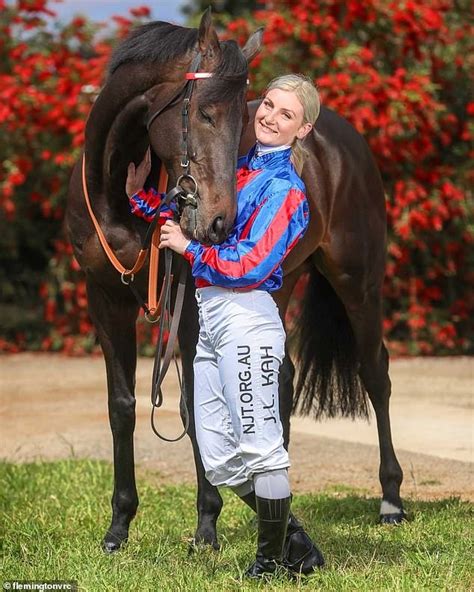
left=254, top=469, right=290, bottom=499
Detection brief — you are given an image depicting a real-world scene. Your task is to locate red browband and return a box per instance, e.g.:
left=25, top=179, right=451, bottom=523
left=185, top=72, right=250, bottom=84
left=185, top=72, right=213, bottom=79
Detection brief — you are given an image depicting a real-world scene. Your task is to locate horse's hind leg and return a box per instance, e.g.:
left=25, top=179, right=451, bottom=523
left=279, top=352, right=295, bottom=448
left=178, top=280, right=222, bottom=550
left=346, top=290, right=405, bottom=523
left=275, top=267, right=303, bottom=449
left=87, top=277, right=140, bottom=551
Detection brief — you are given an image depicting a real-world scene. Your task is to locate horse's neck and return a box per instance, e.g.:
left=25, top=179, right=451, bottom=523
left=84, top=53, right=203, bottom=216
left=85, top=65, right=163, bottom=198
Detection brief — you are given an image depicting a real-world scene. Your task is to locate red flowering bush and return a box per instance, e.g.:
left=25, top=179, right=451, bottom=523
left=226, top=0, right=473, bottom=355
left=0, top=0, right=472, bottom=355
left=0, top=0, right=150, bottom=354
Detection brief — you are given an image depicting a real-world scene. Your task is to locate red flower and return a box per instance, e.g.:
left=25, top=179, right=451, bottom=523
left=130, top=6, right=150, bottom=18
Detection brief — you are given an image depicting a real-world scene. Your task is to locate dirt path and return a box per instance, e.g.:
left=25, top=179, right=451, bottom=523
left=1, top=354, right=472, bottom=500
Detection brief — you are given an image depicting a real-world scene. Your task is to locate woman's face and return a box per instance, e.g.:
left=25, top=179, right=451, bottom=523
left=254, top=88, right=313, bottom=147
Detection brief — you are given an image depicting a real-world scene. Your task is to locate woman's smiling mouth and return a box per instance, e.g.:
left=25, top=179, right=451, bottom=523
left=258, top=121, right=277, bottom=134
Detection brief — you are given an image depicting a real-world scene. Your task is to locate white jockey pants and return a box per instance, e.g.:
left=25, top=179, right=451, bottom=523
left=193, top=286, right=290, bottom=488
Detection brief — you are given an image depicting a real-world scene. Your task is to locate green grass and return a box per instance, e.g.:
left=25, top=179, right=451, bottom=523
left=1, top=460, right=472, bottom=591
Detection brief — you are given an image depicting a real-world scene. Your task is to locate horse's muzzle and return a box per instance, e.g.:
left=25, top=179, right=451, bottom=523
left=180, top=204, right=232, bottom=245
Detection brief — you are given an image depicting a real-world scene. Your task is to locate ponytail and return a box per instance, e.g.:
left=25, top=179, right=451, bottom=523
left=291, top=139, right=309, bottom=175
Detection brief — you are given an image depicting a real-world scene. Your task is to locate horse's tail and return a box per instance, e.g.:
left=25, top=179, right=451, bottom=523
left=291, top=266, right=368, bottom=419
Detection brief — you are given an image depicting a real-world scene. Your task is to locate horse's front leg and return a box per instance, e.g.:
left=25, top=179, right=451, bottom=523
left=178, top=280, right=222, bottom=550
left=87, top=277, right=140, bottom=552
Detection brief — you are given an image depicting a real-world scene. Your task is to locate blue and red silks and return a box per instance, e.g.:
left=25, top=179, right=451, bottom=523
left=184, top=146, right=309, bottom=292
left=129, top=146, right=309, bottom=293
left=129, top=188, right=175, bottom=225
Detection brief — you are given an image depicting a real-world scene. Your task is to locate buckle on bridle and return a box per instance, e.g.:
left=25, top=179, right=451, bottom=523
left=121, top=272, right=134, bottom=285
left=145, top=310, right=161, bottom=323
left=182, top=193, right=198, bottom=208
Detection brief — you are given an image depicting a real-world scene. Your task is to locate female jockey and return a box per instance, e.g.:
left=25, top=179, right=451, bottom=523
left=127, top=74, right=324, bottom=578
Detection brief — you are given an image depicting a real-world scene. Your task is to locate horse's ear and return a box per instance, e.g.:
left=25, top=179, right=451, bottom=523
left=242, top=28, right=264, bottom=64
left=198, top=7, right=221, bottom=66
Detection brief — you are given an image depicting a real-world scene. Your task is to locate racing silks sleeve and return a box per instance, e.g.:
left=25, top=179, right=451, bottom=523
left=183, top=180, right=309, bottom=289
left=129, top=188, right=175, bottom=224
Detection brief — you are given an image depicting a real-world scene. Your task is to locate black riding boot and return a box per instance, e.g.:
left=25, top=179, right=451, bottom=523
left=282, top=513, right=325, bottom=574
left=240, top=492, right=324, bottom=575
left=245, top=495, right=291, bottom=578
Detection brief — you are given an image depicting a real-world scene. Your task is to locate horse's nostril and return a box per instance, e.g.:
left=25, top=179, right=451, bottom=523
left=209, top=216, right=225, bottom=243
left=212, top=216, right=224, bottom=234
left=209, top=216, right=226, bottom=243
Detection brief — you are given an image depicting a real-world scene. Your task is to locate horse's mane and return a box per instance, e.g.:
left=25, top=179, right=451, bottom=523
left=108, top=21, right=248, bottom=105
left=108, top=22, right=198, bottom=74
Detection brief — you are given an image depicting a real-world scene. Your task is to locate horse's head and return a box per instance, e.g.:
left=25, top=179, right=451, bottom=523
left=146, top=10, right=262, bottom=244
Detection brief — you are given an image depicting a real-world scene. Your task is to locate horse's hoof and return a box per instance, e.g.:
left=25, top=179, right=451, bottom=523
left=102, top=540, right=121, bottom=553
left=188, top=535, right=220, bottom=554
left=379, top=512, right=406, bottom=524
left=379, top=500, right=406, bottom=524
left=102, top=531, right=127, bottom=553
left=190, top=523, right=220, bottom=552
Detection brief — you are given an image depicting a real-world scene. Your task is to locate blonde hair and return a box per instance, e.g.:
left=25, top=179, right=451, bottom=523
left=264, top=74, right=320, bottom=174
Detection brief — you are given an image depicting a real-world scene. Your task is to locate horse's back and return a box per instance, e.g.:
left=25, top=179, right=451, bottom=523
left=305, top=105, right=386, bottom=224
left=274, top=104, right=386, bottom=282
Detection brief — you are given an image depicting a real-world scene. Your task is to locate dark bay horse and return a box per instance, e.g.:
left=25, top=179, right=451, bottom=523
left=67, top=11, right=404, bottom=553
left=67, top=11, right=261, bottom=551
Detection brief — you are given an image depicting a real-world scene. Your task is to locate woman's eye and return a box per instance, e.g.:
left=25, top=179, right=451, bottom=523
left=283, top=113, right=291, bottom=119
left=199, top=108, right=214, bottom=125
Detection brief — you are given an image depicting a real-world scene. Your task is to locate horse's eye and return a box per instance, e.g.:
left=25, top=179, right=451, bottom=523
left=198, top=107, right=214, bottom=126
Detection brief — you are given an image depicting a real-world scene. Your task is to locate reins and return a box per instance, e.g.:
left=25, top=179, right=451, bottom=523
left=150, top=247, right=188, bottom=441
left=82, top=51, right=213, bottom=442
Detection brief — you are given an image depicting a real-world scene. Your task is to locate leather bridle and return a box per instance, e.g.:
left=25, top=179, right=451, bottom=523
left=146, top=52, right=209, bottom=214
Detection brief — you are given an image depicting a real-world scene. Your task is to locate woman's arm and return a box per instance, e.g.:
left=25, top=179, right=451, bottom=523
left=126, top=149, right=176, bottom=223
left=184, top=180, right=309, bottom=289
left=129, top=187, right=163, bottom=221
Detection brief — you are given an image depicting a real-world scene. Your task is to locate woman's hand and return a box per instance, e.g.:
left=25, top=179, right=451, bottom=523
left=159, top=220, right=191, bottom=255
left=126, top=147, right=151, bottom=198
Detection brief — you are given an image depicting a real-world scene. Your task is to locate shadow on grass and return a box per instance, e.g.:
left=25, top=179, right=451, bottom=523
left=220, top=492, right=472, bottom=569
